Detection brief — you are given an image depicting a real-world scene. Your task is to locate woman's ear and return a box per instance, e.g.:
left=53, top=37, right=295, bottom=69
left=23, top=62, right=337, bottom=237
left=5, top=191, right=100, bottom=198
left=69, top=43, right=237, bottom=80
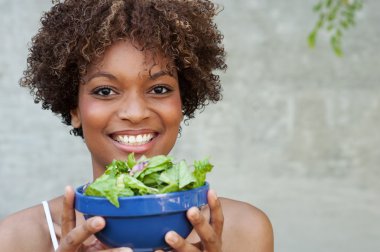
left=70, top=108, right=81, bottom=128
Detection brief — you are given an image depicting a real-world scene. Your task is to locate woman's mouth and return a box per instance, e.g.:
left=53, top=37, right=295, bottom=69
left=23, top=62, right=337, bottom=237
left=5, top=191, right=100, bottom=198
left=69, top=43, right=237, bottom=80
left=112, top=133, right=155, bottom=146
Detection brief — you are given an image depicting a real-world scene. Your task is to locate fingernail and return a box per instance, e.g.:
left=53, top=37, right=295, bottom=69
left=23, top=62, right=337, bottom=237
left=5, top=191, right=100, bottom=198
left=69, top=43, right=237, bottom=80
left=210, top=189, right=218, bottom=200
left=120, top=248, right=133, bottom=252
left=189, top=207, right=200, bottom=220
left=64, top=186, right=70, bottom=196
left=91, top=218, right=103, bottom=228
left=166, top=231, right=178, bottom=244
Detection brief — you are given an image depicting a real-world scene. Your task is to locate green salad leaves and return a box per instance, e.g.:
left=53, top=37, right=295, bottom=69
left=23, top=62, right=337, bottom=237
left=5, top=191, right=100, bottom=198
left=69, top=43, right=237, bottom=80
left=84, top=153, right=213, bottom=207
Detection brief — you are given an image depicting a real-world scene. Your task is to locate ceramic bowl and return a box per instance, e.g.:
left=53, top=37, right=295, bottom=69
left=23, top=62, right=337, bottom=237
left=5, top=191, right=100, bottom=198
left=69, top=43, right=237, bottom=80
left=75, top=182, right=209, bottom=252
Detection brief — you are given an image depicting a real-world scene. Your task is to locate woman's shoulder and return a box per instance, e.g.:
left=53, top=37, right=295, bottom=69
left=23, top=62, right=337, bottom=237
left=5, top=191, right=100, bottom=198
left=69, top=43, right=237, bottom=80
left=0, top=200, right=58, bottom=252
left=219, top=197, right=274, bottom=252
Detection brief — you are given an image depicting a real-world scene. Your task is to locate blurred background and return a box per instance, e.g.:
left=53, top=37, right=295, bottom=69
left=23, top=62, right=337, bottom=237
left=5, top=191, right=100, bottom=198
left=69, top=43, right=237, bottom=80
left=1, top=0, right=379, bottom=251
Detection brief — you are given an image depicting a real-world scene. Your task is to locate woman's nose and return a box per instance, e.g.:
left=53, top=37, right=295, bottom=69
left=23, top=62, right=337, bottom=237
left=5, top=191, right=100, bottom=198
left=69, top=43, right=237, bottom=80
left=117, top=93, right=150, bottom=123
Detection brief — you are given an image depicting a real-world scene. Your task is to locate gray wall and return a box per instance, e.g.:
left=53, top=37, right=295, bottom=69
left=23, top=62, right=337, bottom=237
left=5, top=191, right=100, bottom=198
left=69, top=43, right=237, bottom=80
left=1, top=0, right=379, bottom=251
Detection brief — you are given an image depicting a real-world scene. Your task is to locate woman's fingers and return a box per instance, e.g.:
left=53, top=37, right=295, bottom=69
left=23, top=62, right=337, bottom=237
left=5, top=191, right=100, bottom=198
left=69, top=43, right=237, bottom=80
left=208, top=189, right=224, bottom=238
left=179, top=189, right=223, bottom=252
left=58, top=216, right=105, bottom=251
left=164, top=231, right=199, bottom=252
left=61, top=186, right=76, bottom=237
left=60, top=186, right=107, bottom=251
left=166, top=189, right=223, bottom=252
left=187, top=207, right=220, bottom=251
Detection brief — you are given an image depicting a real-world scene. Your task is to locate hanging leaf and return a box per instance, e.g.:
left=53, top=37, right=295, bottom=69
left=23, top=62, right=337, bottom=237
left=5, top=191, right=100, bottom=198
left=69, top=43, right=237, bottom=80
left=307, top=0, right=363, bottom=56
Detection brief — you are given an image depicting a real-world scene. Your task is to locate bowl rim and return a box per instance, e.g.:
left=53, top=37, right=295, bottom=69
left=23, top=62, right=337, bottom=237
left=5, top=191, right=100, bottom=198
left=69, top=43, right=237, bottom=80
left=75, top=182, right=209, bottom=216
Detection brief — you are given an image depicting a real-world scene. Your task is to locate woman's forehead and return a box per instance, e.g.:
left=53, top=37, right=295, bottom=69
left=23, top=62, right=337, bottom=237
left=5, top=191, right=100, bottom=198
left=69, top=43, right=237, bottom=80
left=84, top=40, right=176, bottom=79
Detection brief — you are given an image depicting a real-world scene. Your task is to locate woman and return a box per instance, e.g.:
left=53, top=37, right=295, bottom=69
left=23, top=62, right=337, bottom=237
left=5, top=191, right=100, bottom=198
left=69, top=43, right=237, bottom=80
left=0, top=0, right=273, bottom=251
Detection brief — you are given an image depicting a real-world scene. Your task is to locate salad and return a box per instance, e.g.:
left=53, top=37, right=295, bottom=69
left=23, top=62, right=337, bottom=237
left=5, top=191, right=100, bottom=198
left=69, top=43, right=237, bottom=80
left=84, top=153, right=213, bottom=207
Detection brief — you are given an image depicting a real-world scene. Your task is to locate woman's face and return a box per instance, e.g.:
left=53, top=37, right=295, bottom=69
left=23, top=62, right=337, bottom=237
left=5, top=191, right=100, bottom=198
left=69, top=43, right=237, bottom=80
left=71, top=40, right=183, bottom=178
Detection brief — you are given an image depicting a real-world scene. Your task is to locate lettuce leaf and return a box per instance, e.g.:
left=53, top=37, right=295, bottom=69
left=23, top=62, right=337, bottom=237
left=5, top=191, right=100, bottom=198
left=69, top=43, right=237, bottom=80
left=193, top=158, right=213, bottom=188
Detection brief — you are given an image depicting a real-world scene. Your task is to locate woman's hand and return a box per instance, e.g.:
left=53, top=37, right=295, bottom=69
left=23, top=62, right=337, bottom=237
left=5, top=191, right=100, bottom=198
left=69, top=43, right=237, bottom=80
left=160, top=189, right=224, bottom=252
left=57, top=186, right=132, bottom=252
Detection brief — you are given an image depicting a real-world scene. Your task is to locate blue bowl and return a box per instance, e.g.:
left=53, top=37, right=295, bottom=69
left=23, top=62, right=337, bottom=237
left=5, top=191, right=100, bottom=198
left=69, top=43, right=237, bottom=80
left=75, top=182, right=209, bottom=252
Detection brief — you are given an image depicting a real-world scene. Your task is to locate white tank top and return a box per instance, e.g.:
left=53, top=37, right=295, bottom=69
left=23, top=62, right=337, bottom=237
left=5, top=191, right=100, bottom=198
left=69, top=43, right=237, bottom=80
left=42, top=201, right=59, bottom=251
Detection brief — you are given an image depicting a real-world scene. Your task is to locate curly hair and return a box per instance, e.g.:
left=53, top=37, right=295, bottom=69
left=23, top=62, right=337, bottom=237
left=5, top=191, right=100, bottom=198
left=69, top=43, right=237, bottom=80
left=20, top=0, right=227, bottom=137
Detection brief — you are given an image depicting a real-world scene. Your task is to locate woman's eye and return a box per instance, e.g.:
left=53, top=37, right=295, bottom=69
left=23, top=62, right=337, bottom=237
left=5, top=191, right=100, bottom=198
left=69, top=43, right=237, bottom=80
left=150, top=85, right=171, bottom=94
left=92, top=87, right=115, bottom=96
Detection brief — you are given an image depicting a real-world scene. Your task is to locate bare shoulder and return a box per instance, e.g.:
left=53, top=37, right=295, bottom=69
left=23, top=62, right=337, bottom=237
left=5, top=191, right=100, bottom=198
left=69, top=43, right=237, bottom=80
left=220, top=197, right=274, bottom=252
left=0, top=204, right=52, bottom=252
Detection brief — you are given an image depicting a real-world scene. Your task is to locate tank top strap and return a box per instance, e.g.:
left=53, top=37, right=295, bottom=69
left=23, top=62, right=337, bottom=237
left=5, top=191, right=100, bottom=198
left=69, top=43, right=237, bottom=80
left=42, top=201, right=59, bottom=251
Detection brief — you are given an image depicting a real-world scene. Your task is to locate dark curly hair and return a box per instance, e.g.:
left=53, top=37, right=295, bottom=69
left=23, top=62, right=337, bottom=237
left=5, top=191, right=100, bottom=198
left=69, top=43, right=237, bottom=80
left=20, top=0, right=227, bottom=137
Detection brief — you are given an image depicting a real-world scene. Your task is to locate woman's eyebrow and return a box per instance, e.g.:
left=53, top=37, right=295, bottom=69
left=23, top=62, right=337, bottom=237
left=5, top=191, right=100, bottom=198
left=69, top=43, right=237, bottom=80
left=83, top=71, right=117, bottom=82
left=149, top=70, right=172, bottom=80
left=83, top=70, right=173, bottom=82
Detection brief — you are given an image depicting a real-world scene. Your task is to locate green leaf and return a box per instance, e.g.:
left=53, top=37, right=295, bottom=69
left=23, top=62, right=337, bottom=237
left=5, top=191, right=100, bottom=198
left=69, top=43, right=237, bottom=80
left=313, top=2, right=323, bottom=12
left=123, top=174, right=159, bottom=195
left=135, top=155, right=173, bottom=179
left=118, top=187, right=134, bottom=197
left=126, top=152, right=137, bottom=170
left=158, top=164, right=179, bottom=185
left=147, top=155, right=173, bottom=168
left=316, top=18, right=325, bottom=29
left=84, top=174, right=120, bottom=207
left=193, top=158, right=213, bottom=188
left=178, top=161, right=196, bottom=189
left=105, top=159, right=128, bottom=175
left=331, top=35, right=343, bottom=56
left=141, top=173, right=161, bottom=187
left=159, top=183, right=179, bottom=194
left=333, top=45, right=343, bottom=56
left=308, top=30, right=317, bottom=48
left=340, top=20, right=349, bottom=29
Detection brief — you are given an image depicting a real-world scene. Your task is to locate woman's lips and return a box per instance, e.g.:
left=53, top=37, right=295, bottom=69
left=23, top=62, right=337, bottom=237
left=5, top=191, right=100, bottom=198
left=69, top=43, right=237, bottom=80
left=109, top=131, right=158, bottom=154
left=112, top=133, right=155, bottom=146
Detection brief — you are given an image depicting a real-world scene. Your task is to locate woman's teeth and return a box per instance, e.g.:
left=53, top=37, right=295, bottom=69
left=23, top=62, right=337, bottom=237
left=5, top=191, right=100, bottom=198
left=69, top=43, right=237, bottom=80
left=114, top=134, right=154, bottom=145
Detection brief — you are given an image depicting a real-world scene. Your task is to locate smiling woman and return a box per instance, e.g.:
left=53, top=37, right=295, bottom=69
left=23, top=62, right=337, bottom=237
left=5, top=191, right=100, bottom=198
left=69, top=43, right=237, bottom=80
left=0, top=0, right=273, bottom=251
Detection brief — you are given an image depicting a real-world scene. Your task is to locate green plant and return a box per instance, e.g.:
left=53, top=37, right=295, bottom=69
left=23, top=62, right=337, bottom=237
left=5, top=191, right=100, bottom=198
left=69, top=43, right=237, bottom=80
left=308, top=0, right=363, bottom=56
